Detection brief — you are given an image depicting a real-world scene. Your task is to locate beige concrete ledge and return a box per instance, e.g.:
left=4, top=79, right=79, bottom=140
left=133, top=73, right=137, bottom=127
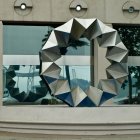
left=0, top=106, right=140, bottom=135
left=1, top=122, right=140, bottom=136
left=1, top=132, right=140, bottom=140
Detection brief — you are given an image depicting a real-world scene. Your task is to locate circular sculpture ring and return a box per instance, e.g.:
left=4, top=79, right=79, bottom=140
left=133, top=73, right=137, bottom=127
left=40, top=18, right=128, bottom=107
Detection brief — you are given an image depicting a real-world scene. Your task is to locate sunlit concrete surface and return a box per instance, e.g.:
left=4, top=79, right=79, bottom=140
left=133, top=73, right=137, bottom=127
left=1, top=132, right=140, bottom=140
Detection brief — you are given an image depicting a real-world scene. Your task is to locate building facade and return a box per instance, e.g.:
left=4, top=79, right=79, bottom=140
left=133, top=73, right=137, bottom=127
left=1, top=0, right=140, bottom=139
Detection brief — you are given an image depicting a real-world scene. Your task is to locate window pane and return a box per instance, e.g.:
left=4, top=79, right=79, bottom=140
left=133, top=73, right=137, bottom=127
left=3, top=25, right=64, bottom=105
left=3, top=25, right=94, bottom=106
left=114, top=25, right=140, bottom=105
left=3, top=65, right=64, bottom=105
left=114, top=25, right=140, bottom=56
left=64, top=37, right=91, bottom=56
left=60, top=66, right=91, bottom=91
left=3, top=25, right=53, bottom=55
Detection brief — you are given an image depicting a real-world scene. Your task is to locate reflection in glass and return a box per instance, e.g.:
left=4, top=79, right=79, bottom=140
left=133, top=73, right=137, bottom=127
left=59, top=36, right=93, bottom=91
left=3, top=65, right=64, bottom=105
left=114, top=25, right=140, bottom=56
left=62, top=37, right=90, bottom=56
left=60, top=66, right=91, bottom=91
left=114, top=25, right=140, bottom=104
left=115, top=66, right=140, bottom=104
left=3, top=65, right=91, bottom=105
left=3, top=25, right=54, bottom=55
left=3, top=25, right=94, bottom=105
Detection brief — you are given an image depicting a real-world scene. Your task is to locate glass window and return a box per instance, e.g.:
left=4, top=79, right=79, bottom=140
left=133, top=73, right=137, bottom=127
left=3, top=25, right=53, bottom=55
left=114, top=25, right=140, bottom=104
left=3, top=25, right=93, bottom=105
left=3, top=25, right=64, bottom=105
left=59, top=66, right=91, bottom=91
left=63, top=37, right=91, bottom=56
left=3, top=65, right=64, bottom=105
left=114, top=25, right=140, bottom=56
left=59, top=36, right=93, bottom=91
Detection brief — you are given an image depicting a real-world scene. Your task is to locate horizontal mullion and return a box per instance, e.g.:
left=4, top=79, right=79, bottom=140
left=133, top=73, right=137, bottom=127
left=3, top=55, right=93, bottom=66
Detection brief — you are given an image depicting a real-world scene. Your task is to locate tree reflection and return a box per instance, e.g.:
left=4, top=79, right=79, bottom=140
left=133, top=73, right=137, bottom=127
left=115, top=25, right=140, bottom=104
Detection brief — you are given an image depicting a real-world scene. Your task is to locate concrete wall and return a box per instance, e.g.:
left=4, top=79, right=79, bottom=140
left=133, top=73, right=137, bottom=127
left=1, top=132, right=140, bottom=140
left=1, top=0, right=140, bottom=23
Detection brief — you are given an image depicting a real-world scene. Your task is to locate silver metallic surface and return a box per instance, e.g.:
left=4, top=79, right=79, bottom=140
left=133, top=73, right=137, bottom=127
left=40, top=18, right=128, bottom=107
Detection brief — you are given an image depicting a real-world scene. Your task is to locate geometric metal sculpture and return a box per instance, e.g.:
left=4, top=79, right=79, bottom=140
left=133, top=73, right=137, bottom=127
left=40, top=18, right=128, bottom=107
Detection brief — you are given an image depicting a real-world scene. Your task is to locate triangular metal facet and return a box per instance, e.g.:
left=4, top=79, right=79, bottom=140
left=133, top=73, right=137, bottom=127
left=106, top=63, right=128, bottom=79
left=54, top=30, right=70, bottom=47
left=102, top=25, right=116, bottom=34
left=84, top=19, right=102, bottom=40
left=98, top=79, right=118, bottom=95
left=54, top=80, right=70, bottom=96
left=86, top=86, right=103, bottom=106
left=97, top=31, right=117, bottom=48
left=77, top=97, right=96, bottom=107
left=41, top=47, right=61, bottom=62
left=106, top=46, right=128, bottom=63
left=99, top=91, right=116, bottom=105
left=70, top=19, right=86, bottom=40
left=49, top=80, right=58, bottom=95
left=42, top=31, right=58, bottom=50
left=56, top=92, right=74, bottom=107
left=75, top=18, right=96, bottom=29
left=41, top=62, right=61, bottom=79
left=116, top=76, right=128, bottom=84
left=116, top=42, right=128, bottom=51
left=55, top=18, right=74, bottom=33
left=43, top=76, right=57, bottom=84
left=71, top=86, right=87, bottom=106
